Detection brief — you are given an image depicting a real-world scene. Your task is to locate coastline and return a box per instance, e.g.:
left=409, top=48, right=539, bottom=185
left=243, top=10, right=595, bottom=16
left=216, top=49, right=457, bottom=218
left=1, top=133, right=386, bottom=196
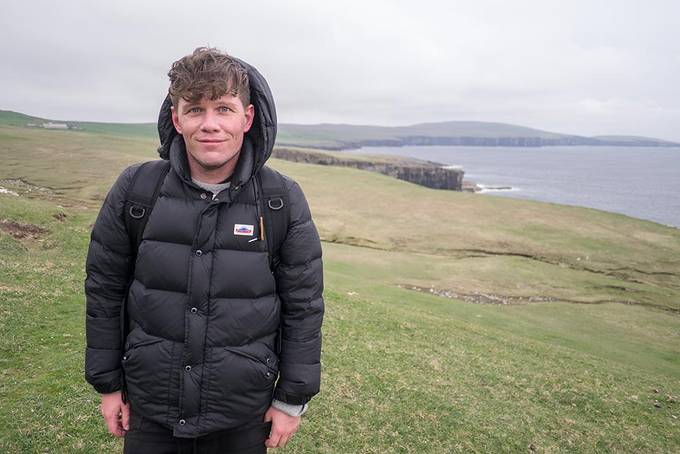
left=351, top=145, right=680, bottom=229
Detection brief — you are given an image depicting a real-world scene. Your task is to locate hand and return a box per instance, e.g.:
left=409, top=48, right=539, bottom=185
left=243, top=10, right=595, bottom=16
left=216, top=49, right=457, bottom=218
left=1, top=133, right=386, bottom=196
left=263, top=405, right=301, bottom=448
left=100, top=391, right=130, bottom=437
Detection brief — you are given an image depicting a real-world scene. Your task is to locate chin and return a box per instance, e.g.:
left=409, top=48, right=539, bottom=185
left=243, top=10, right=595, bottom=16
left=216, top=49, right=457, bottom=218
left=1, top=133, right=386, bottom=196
left=187, top=146, right=241, bottom=173
left=197, top=159, right=231, bottom=171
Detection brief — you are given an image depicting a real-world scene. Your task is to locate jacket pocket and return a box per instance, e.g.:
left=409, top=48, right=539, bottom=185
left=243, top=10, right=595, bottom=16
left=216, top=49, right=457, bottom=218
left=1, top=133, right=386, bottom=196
left=121, top=333, right=171, bottom=410
left=205, top=344, right=278, bottom=422
left=224, top=345, right=279, bottom=380
left=124, top=337, right=164, bottom=357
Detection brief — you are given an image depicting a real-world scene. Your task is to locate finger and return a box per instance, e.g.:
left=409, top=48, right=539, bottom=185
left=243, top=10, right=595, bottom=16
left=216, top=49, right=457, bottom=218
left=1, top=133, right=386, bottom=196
left=121, top=403, right=131, bottom=431
left=278, top=433, right=291, bottom=448
left=265, top=431, right=282, bottom=449
left=104, top=413, right=123, bottom=437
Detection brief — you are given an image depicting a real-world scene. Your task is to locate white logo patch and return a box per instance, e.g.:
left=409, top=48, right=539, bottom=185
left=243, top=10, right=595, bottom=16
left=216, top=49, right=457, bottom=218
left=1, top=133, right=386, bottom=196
left=234, top=224, right=255, bottom=236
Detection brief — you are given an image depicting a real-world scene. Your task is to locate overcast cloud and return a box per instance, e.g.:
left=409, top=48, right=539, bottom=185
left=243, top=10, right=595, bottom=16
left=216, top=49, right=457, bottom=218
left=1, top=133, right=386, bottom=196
left=2, top=0, right=679, bottom=140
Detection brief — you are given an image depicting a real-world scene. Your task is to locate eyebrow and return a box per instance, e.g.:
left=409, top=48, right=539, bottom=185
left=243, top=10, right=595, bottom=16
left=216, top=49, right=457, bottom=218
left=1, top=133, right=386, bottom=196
left=181, top=99, right=239, bottom=112
left=216, top=100, right=239, bottom=107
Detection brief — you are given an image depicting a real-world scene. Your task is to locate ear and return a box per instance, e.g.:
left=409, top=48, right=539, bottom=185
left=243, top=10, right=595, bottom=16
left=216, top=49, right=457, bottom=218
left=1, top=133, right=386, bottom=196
left=171, top=105, right=182, bottom=134
left=243, top=104, right=255, bottom=133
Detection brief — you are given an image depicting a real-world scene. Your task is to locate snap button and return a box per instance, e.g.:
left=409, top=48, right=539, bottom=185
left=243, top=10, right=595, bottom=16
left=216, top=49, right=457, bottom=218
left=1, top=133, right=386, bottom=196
left=200, top=193, right=207, bottom=200
left=179, top=419, right=186, bottom=425
left=265, top=372, right=272, bottom=378
left=122, top=355, right=128, bottom=361
left=190, top=307, right=198, bottom=314
left=185, top=365, right=192, bottom=372
left=213, top=197, right=219, bottom=202
left=195, top=250, right=203, bottom=257
left=265, top=357, right=271, bottom=364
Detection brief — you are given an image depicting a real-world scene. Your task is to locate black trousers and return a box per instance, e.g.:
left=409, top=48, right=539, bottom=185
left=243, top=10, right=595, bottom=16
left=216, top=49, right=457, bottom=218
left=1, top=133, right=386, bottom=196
left=123, top=413, right=271, bottom=454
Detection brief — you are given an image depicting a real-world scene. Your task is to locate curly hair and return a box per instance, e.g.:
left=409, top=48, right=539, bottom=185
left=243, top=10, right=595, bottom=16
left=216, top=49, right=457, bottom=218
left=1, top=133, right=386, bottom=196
left=167, top=47, right=250, bottom=108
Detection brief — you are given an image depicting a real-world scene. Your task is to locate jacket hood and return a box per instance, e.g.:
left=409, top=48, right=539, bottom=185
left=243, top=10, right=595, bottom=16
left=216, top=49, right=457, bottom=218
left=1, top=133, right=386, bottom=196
left=156, top=57, right=277, bottom=186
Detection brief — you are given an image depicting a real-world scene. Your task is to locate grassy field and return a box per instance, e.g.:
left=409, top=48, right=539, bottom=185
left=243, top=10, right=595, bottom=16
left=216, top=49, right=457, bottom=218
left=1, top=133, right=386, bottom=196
left=0, top=125, right=679, bottom=452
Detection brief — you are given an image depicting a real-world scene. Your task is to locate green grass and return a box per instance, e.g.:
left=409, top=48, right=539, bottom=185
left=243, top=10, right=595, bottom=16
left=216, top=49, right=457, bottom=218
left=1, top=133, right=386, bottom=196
left=0, top=109, right=158, bottom=139
left=0, top=125, right=156, bottom=203
left=0, top=110, right=48, bottom=127
left=0, top=126, right=679, bottom=452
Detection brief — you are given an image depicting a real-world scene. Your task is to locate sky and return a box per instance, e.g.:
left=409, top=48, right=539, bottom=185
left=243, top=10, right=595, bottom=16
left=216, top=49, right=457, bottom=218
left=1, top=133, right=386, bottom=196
left=2, top=0, right=679, bottom=141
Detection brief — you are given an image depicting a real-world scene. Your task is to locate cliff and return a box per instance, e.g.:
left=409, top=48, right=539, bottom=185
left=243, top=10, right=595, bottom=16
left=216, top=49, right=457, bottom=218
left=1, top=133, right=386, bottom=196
left=272, top=147, right=464, bottom=190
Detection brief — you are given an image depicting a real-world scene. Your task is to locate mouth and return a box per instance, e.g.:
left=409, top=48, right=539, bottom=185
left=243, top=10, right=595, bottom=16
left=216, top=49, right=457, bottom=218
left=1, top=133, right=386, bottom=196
left=197, top=139, right=226, bottom=143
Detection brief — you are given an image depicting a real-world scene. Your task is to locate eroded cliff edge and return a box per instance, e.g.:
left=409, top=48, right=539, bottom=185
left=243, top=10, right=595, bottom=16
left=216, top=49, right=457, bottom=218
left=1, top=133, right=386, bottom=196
left=272, top=147, right=465, bottom=190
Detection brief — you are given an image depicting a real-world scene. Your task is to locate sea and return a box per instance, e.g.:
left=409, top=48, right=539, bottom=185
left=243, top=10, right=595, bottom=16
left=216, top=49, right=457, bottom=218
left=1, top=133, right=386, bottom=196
left=347, top=145, right=680, bottom=228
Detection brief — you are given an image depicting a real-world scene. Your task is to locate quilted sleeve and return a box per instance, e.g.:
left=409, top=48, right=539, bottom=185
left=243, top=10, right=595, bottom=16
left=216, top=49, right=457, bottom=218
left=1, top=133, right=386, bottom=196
left=84, top=165, right=139, bottom=394
left=272, top=179, right=325, bottom=405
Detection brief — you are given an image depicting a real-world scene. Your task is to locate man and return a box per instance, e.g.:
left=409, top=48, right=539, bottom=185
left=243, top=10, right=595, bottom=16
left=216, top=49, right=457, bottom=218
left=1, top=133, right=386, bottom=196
left=85, top=47, right=324, bottom=453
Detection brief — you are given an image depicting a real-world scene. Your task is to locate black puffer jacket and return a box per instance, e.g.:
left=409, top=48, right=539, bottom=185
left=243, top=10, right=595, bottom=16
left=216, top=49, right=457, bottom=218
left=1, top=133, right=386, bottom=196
left=85, top=60, right=324, bottom=438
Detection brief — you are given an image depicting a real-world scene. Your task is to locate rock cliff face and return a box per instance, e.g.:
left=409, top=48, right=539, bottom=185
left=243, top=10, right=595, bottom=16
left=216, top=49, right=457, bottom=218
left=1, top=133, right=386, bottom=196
left=272, top=148, right=464, bottom=190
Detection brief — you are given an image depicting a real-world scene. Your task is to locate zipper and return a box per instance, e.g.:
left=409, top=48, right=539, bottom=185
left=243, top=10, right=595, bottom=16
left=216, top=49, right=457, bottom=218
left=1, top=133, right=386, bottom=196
left=223, top=346, right=278, bottom=375
left=123, top=337, right=163, bottom=360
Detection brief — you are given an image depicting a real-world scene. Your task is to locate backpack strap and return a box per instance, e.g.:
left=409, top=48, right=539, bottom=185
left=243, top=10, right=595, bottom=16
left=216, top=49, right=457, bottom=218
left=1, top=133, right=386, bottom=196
left=124, top=160, right=171, bottom=253
left=120, top=159, right=170, bottom=403
left=256, top=165, right=291, bottom=270
left=256, top=166, right=291, bottom=357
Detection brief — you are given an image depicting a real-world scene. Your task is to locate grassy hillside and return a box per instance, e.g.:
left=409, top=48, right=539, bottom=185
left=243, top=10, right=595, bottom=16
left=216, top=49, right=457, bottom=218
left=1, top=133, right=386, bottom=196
left=0, top=125, right=679, bottom=452
left=0, top=109, right=157, bottom=139
left=277, top=121, right=568, bottom=143
left=67, top=121, right=157, bottom=138
left=0, top=110, right=47, bottom=126
left=276, top=121, right=579, bottom=149
left=0, top=125, right=156, bottom=202
left=6, top=109, right=678, bottom=150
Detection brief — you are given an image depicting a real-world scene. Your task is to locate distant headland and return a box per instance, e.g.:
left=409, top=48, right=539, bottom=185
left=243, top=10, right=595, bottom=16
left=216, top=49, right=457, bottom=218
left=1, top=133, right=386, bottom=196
left=2, top=109, right=678, bottom=151
left=276, top=121, right=680, bottom=150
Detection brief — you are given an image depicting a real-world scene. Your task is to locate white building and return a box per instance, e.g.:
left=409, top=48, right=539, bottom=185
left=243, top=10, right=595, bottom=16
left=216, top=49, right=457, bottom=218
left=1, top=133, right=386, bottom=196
left=42, top=122, right=68, bottom=129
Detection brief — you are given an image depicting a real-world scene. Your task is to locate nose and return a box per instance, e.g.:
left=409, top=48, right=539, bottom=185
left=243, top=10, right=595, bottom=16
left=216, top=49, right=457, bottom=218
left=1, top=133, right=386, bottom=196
left=199, top=110, right=219, bottom=132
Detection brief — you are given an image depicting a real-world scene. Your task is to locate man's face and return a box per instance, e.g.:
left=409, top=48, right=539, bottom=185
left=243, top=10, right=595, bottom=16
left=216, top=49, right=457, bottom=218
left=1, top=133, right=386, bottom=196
left=171, top=94, right=254, bottom=175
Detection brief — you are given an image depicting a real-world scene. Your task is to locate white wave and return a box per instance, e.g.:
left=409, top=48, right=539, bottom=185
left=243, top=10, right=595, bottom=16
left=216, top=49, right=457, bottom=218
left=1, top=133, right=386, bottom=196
left=477, top=183, right=518, bottom=193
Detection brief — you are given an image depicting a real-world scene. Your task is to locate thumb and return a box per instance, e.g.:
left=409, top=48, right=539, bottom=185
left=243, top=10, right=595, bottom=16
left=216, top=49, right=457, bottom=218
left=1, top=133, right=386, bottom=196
left=121, top=402, right=131, bottom=431
left=263, top=407, right=273, bottom=423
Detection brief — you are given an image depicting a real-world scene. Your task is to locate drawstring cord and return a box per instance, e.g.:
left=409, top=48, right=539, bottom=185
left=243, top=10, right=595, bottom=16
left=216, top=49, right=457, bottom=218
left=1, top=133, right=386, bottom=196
left=253, top=177, right=265, bottom=241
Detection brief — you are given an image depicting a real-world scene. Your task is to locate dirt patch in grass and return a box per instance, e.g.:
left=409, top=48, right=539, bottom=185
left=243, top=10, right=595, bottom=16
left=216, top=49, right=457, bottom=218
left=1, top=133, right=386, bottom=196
left=399, top=283, right=556, bottom=305
left=400, top=283, right=638, bottom=306
left=0, top=219, right=49, bottom=240
left=0, top=179, right=55, bottom=196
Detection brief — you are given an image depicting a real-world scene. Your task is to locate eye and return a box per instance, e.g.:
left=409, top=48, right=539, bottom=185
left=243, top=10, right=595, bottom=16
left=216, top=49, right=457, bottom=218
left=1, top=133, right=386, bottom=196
left=217, top=106, right=233, bottom=113
left=187, top=107, right=202, bottom=114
